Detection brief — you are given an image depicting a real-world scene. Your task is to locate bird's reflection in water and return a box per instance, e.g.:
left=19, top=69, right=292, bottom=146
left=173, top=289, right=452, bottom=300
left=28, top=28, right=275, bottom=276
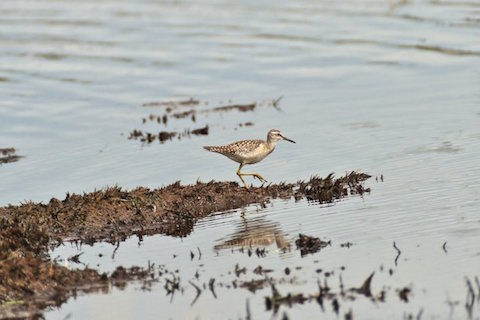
left=214, top=212, right=291, bottom=252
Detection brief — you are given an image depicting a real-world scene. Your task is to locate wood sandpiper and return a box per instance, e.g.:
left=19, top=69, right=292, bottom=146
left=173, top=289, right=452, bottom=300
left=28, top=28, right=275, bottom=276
left=204, top=129, right=295, bottom=188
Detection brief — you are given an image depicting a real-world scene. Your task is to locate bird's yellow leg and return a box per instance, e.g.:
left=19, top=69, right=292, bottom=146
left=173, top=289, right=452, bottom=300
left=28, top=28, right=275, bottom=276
left=236, top=164, right=249, bottom=189
left=240, top=172, right=267, bottom=182
left=237, top=164, right=267, bottom=182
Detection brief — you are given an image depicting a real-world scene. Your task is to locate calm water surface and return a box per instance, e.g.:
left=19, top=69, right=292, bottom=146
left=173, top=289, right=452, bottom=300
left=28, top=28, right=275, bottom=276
left=1, top=0, right=479, bottom=319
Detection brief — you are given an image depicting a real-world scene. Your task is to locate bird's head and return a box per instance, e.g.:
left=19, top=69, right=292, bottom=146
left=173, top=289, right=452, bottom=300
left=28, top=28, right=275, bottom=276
left=267, top=129, right=296, bottom=144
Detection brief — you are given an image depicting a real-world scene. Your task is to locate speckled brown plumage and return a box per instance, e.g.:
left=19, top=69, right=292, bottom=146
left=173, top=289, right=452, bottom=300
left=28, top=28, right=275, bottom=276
left=204, top=140, right=263, bottom=156
left=203, top=139, right=274, bottom=165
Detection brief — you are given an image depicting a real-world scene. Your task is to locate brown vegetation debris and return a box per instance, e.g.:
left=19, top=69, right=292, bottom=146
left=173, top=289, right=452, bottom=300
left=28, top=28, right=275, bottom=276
left=211, top=103, right=256, bottom=113
left=0, top=148, right=23, bottom=165
left=295, top=234, right=330, bottom=256
left=142, top=98, right=200, bottom=108
left=129, top=126, right=209, bottom=144
left=131, top=98, right=280, bottom=146
left=240, top=279, right=269, bottom=293
left=295, top=172, right=371, bottom=202
left=265, top=284, right=308, bottom=313
left=191, top=125, right=209, bottom=136
left=398, top=287, right=411, bottom=302
left=351, top=272, right=375, bottom=297
left=159, top=131, right=177, bottom=143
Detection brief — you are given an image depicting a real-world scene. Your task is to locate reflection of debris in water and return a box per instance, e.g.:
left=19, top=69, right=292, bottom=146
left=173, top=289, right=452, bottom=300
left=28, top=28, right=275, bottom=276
left=264, top=270, right=381, bottom=316
left=0, top=148, right=24, bottom=165
left=465, top=277, right=479, bottom=318
left=351, top=272, right=374, bottom=297
left=393, top=241, right=401, bottom=266
left=265, top=284, right=308, bottom=314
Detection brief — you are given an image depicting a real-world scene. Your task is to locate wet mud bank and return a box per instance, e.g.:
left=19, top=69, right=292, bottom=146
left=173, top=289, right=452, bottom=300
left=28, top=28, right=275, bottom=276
left=1, top=171, right=371, bottom=244
left=0, top=172, right=370, bottom=316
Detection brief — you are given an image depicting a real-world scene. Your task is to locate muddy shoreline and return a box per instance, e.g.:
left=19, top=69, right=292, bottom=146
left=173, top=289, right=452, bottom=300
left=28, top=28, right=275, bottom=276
left=0, top=172, right=370, bottom=316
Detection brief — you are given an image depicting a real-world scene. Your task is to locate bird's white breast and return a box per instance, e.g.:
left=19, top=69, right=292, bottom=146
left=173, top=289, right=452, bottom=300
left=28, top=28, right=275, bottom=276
left=241, top=144, right=275, bottom=164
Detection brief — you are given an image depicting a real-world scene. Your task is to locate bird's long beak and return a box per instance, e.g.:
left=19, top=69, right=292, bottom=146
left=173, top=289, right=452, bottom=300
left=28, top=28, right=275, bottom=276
left=282, top=135, right=296, bottom=143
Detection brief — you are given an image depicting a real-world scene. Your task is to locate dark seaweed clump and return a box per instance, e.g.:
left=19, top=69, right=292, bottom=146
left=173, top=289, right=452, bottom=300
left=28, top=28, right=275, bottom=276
left=295, top=172, right=371, bottom=202
left=0, top=148, right=23, bottom=164
left=295, top=234, right=331, bottom=256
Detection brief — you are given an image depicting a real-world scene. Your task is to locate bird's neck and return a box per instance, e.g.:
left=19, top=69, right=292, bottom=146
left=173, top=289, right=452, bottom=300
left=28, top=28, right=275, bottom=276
left=266, top=138, right=277, bottom=150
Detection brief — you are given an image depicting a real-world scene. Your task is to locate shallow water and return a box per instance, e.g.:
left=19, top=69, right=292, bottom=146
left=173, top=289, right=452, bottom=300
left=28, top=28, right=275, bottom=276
left=1, top=0, right=480, bottom=319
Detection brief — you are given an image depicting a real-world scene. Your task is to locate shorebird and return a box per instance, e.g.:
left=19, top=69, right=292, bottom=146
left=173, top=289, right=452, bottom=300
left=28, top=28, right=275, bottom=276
left=203, top=129, right=296, bottom=188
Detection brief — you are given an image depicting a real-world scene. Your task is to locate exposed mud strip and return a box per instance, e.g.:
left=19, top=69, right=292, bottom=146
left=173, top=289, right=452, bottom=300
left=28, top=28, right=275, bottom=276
left=0, top=172, right=370, bottom=316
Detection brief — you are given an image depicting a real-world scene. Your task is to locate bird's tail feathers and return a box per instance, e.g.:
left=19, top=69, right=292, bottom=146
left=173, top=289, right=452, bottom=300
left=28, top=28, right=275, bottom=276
left=203, top=146, right=219, bottom=152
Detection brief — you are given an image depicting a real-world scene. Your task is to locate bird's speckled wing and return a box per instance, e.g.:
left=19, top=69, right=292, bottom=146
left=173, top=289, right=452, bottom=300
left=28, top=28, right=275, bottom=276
left=204, top=139, right=263, bottom=156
